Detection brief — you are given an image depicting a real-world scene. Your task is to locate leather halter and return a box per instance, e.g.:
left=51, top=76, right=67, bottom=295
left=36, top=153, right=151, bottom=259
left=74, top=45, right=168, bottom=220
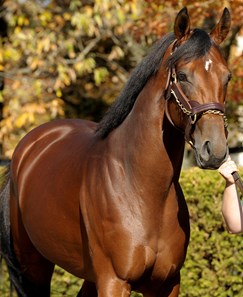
left=164, top=65, right=228, bottom=147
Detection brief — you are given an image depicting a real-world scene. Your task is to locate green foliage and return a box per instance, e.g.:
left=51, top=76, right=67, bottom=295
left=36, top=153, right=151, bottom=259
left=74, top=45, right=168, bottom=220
left=180, top=168, right=243, bottom=297
left=0, top=167, right=242, bottom=296
left=0, top=261, right=14, bottom=297
left=51, top=266, right=83, bottom=296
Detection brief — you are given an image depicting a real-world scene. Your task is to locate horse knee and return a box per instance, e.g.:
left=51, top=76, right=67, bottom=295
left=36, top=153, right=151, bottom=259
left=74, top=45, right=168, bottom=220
left=97, top=278, right=131, bottom=297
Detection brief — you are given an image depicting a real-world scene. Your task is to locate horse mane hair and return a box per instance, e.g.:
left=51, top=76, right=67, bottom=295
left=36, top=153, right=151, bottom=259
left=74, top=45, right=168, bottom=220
left=95, top=29, right=213, bottom=138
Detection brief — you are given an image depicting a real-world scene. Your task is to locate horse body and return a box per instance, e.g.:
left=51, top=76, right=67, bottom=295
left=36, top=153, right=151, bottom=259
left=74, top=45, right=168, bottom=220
left=0, top=7, right=231, bottom=297
left=10, top=74, right=188, bottom=294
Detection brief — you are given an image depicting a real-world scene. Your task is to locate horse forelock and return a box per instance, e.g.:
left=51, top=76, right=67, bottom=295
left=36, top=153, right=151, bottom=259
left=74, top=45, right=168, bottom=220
left=165, top=29, right=213, bottom=67
left=95, top=33, right=176, bottom=138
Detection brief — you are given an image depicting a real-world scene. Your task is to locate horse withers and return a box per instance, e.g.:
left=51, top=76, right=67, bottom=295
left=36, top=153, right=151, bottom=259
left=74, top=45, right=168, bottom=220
left=0, top=7, right=231, bottom=297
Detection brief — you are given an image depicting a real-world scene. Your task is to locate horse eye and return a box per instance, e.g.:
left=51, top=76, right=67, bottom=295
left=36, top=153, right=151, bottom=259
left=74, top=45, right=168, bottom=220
left=227, top=73, right=232, bottom=83
left=177, top=72, right=187, bottom=82
left=224, top=73, right=232, bottom=87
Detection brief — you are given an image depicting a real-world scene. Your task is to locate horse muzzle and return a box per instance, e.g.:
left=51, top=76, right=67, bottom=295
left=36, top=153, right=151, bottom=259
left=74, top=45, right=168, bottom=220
left=194, top=138, right=229, bottom=169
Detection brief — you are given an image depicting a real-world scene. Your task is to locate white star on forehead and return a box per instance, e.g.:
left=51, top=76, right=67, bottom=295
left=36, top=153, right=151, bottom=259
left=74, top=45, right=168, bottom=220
left=205, top=59, right=212, bottom=71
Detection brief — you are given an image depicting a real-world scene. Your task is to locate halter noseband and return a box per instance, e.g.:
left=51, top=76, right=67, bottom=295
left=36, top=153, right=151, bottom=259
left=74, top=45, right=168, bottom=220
left=164, top=65, right=228, bottom=147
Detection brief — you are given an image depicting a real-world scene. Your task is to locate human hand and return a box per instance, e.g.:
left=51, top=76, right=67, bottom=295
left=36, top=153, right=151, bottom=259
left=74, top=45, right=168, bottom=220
left=218, top=157, right=238, bottom=185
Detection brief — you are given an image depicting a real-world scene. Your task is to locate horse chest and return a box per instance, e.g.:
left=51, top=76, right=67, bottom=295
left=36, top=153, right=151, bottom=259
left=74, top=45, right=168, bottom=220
left=95, top=208, right=188, bottom=283
left=151, top=236, right=187, bottom=280
left=83, top=167, right=189, bottom=282
left=101, top=232, right=186, bottom=284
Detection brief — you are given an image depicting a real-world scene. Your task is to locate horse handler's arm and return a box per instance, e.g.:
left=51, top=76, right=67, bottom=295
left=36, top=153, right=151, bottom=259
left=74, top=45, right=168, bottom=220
left=218, top=159, right=243, bottom=234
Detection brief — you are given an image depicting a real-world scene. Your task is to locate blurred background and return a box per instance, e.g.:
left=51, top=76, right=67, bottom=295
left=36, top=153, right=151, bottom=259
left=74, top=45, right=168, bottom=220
left=0, top=1, right=243, bottom=296
left=0, top=0, right=242, bottom=163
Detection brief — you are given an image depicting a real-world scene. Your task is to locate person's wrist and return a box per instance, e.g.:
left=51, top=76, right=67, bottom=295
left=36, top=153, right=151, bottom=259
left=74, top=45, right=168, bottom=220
left=225, top=180, right=235, bottom=187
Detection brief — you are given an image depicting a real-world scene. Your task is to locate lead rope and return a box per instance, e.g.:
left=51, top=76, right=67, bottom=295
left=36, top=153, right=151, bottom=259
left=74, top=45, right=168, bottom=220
left=232, top=171, right=243, bottom=195
left=231, top=170, right=243, bottom=225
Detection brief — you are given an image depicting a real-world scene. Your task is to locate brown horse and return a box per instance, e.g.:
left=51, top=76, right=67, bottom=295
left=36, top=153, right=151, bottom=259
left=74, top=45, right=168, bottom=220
left=0, top=7, right=231, bottom=297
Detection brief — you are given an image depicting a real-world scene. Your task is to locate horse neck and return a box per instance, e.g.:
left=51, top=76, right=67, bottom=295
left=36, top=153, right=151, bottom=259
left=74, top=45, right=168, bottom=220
left=109, top=66, right=185, bottom=194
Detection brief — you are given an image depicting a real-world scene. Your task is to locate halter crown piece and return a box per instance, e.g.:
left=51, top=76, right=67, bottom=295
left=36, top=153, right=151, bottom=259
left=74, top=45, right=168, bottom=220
left=164, top=41, right=228, bottom=147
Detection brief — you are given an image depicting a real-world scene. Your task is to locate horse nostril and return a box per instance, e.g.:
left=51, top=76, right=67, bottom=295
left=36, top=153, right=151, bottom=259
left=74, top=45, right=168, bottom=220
left=202, top=140, right=212, bottom=159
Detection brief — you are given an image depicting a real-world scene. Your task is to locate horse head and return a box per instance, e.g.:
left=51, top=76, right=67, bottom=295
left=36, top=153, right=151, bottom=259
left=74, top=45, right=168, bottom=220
left=165, top=7, right=231, bottom=169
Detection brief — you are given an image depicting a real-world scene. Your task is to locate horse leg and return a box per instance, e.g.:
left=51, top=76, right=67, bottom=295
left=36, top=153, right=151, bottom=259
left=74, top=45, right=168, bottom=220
left=76, top=278, right=130, bottom=297
left=8, top=194, right=54, bottom=296
left=9, top=241, right=55, bottom=297
left=76, top=280, right=97, bottom=297
left=140, top=273, right=180, bottom=297
left=9, top=231, right=55, bottom=297
left=96, top=276, right=131, bottom=297
left=160, top=273, right=180, bottom=297
left=13, top=261, right=54, bottom=297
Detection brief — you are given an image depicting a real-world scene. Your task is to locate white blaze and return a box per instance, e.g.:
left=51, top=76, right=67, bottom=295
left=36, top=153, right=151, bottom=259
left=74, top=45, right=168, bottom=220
left=205, top=59, right=212, bottom=71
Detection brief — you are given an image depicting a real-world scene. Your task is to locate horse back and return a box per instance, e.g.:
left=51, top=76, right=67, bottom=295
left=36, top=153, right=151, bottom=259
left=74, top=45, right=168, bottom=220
left=12, top=119, right=97, bottom=173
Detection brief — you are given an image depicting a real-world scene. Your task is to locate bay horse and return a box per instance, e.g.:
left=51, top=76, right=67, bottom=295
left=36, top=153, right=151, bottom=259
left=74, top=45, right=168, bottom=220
left=0, top=7, right=231, bottom=297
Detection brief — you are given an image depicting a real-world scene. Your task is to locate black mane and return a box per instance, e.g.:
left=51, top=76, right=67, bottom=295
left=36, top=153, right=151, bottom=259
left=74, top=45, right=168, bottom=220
left=96, top=29, right=213, bottom=138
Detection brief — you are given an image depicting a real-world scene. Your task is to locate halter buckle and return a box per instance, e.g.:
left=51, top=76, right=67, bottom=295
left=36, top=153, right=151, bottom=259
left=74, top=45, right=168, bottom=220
left=190, top=114, right=197, bottom=125
left=172, top=70, right=177, bottom=83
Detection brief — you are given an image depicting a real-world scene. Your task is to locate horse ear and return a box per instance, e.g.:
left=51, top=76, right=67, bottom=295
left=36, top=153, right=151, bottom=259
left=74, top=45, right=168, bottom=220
left=210, top=8, right=231, bottom=45
left=174, top=7, right=191, bottom=40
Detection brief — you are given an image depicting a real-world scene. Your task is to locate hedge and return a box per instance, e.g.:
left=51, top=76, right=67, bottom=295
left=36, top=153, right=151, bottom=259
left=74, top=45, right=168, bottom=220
left=0, top=167, right=242, bottom=296
left=180, top=168, right=243, bottom=297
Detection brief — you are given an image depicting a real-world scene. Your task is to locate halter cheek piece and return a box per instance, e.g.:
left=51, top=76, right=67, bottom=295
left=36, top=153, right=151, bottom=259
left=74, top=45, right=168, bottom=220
left=164, top=56, right=228, bottom=147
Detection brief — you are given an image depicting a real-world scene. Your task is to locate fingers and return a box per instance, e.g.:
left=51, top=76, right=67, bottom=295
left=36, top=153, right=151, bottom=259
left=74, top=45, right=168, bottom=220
left=219, top=162, right=238, bottom=175
left=218, top=158, right=238, bottom=184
